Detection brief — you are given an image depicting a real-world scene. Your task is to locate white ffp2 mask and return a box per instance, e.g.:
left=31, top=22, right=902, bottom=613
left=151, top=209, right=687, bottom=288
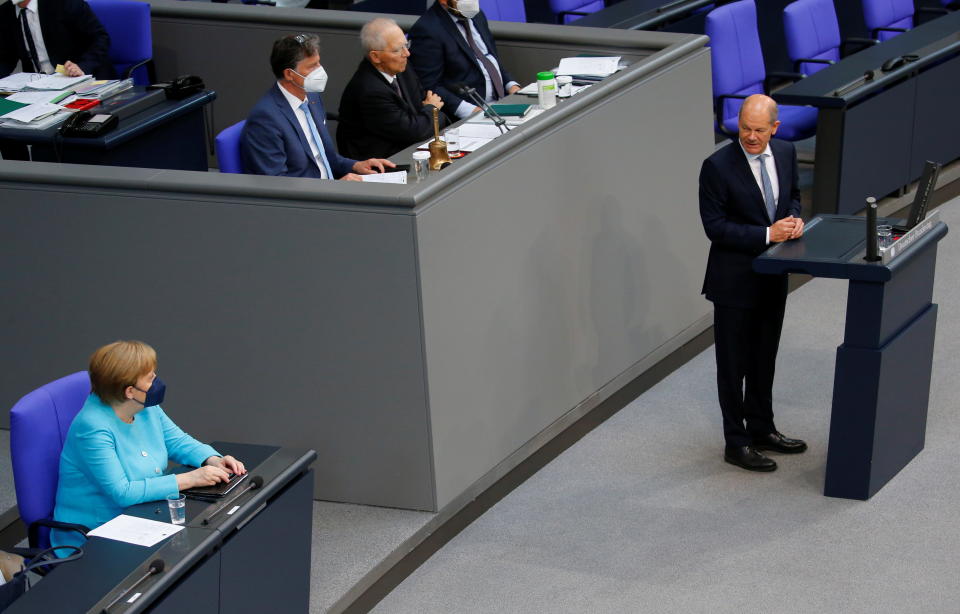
left=294, top=66, right=328, bottom=93
left=454, top=0, right=480, bottom=19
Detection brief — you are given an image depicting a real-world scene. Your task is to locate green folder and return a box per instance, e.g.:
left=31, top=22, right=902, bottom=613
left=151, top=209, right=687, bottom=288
left=0, top=97, right=29, bottom=117
left=490, top=103, right=531, bottom=117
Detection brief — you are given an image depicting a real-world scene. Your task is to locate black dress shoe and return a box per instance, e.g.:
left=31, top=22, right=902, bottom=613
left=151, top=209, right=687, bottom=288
left=752, top=431, right=808, bottom=454
left=724, top=446, right=777, bottom=472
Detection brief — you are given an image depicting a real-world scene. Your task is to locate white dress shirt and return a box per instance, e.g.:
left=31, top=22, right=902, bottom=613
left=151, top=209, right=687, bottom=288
left=445, top=11, right=519, bottom=118
left=16, top=0, right=55, bottom=74
left=277, top=82, right=329, bottom=179
left=740, top=142, right=779, bottom=244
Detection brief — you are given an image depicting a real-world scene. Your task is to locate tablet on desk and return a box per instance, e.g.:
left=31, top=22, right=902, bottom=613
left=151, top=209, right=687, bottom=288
left=184, top=471, right=249, bottom=498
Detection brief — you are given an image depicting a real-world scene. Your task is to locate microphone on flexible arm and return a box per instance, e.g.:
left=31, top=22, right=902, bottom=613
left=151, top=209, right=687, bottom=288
left=101, top=559, right=165, bottom=613
left=452, top=83, right=509, bottom=134
left=200, top=475, right=264, bottom=526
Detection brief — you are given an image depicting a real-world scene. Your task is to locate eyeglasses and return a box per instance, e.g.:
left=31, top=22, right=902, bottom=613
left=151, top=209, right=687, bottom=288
left=379, top=41, right=412, bottom=54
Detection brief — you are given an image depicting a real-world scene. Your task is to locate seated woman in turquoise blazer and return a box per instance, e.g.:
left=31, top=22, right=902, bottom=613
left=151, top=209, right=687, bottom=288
left=51, top=340, right=247, bottom=550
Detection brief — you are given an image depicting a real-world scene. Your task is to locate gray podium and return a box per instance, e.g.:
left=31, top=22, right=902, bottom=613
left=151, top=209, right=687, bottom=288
left=755, top=214, right=948, bottom=499
left=0, top=11, right=715, bottom=513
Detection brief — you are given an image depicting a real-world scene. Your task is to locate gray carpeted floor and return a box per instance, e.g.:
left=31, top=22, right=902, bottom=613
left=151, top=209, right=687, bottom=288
left=372, top=196, right=960, bottom=614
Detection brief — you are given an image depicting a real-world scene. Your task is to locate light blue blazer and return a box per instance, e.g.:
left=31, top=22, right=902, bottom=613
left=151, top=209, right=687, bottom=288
left=51, top=394, right=219, bottom=550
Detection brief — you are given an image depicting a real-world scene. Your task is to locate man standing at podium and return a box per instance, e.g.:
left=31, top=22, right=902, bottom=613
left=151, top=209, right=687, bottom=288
left=699, top=94, right=807, bottom=472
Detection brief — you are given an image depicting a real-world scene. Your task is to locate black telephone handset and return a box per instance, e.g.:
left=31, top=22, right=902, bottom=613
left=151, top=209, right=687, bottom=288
left=60, top=110, right=119, bottom=137
left=149, top=75, right=205, bottom=100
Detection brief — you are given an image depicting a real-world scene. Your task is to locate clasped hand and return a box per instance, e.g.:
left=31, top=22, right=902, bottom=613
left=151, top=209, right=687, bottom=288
left=770, top=215, right=804, bottom=243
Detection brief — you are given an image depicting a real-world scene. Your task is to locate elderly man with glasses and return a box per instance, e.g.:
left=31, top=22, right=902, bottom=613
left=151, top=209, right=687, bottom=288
left=337, top=18, right=449, bottom=160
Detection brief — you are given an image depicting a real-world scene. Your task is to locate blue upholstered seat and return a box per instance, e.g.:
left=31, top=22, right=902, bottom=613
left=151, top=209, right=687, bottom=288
left=482, top=0, right=527, bottom=22
left=549, top=0, right=605, bottom=24
left=706, top=0, right=817, bottom=140
left=862, top=0, right=913, bottom=41
left=216, top=121, right=247, bottom=174
left=87, top=0, right=154, bottom=85
left=783, top=0, right=841, bottom=76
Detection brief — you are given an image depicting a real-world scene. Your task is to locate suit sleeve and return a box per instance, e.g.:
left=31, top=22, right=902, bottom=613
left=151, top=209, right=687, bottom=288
left=409, top=24, right=468, bottom=114
left=699, top=157, right=767, bottom=251
left=71, top=426, right=179, bottom=508
left=70, top=0, right=112, bottom=77
left=157, top=407, right=220, bottom=468
left=241, top=111, right=298, bottom=177
left=0, top=10, right=18, bottom=77
left=358, top=84, right=441, bottom=148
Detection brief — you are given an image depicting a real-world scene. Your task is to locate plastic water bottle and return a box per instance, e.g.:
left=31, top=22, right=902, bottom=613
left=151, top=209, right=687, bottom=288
left=537, top=71, right=557, bottom=110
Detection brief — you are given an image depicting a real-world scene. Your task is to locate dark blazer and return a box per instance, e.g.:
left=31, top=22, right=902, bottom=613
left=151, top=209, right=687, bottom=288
left=408, top=2, right=514, bottom=117
left=337, top=59, right=448, bottom=160
left=0, top=0, right=114, bottom=79
left=241, top=85, right=357, bottom=179
left=699, top=138, right=801, bottom=309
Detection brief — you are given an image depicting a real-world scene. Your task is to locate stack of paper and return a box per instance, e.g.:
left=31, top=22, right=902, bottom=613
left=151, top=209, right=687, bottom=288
left=74, top=78, right=133, bottom=100
left=24, top=73, right=93, bottom=91
left=360, top=171, right=408, bottom=184
left=0, top=102, right=62, bottom=123
left=556, top=56, right=622, bottom=78
left=0, top=72, right=40, bottom=93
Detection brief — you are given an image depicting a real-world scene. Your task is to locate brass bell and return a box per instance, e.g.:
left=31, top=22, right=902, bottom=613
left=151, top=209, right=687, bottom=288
left=428, top=107, right=451, bottom=171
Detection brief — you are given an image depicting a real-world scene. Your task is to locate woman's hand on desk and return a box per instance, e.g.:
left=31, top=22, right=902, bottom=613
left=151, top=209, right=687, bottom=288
left=204, top=454, right=247, bottom=476
left=176, top=464, right=231, bottom=490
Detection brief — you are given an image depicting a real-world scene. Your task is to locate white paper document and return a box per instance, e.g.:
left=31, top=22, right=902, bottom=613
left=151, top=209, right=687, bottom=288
left=86, top=514, right=185, bottom=547
left=458, top=122, right=505, bottom=140
left=1, top=102, right=62, bottom=123
left=6, top=91, right=64, bottom=104
left=556, top=56, right=622, bottom=77
left=0, top=72, right=40, bottom=92
left=25, top=73, right=92, bottom=91
left=360, top=171, right=408, bottom=184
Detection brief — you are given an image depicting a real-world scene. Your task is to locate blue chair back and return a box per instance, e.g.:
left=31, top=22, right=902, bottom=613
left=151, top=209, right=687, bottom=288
left=783, top=0, right=841, bottom=76
left=87, top=0, right=153, bottom=85
left=549, top=0, right=605, bottom=24
left=482, top=0, right=527, bottom=22
left=706, top=0, right=765, bottom=132
left=10, top=372, right=90, bottom=550
left=216, top=121, right=247, bottom=174
left=862, top=0, right=913, bottom=40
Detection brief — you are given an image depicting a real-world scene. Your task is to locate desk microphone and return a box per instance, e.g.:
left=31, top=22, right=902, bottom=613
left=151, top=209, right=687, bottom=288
left=201, top=476, right=263, bottom=526
left=865, top=197, right=881, bottom=262
left=452, top=83, right=510, bottom=134
left=101, top=559, right=165, bottom=613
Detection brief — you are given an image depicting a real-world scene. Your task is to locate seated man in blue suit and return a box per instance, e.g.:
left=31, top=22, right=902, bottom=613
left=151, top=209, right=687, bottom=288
left=409, top=0, right=521, bottom=120
left=241, top=33, right=394, bottom=180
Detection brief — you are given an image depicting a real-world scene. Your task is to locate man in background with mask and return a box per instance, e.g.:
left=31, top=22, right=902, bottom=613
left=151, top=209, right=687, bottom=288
left=408, top=0, right=521, bottom=120
left=241, top=33, right=394, bottom=180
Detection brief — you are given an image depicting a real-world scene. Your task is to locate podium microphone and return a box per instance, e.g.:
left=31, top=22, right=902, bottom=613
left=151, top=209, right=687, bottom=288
left=201, top=476, right=263, bottom=526
left=101, top=559, right=165, bottom=613
left=865, top=196, right=881, bottom=262
left=452, top=83, right=510, bottom=133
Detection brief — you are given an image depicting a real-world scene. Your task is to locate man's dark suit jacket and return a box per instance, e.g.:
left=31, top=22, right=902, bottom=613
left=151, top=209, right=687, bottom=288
left=241, top=85, right=357, bottom=179
left=337, top=60, right=448, bottom=160
left=408, top=2, right=514, bottom=117
left=0, top=0, right=114, bottom=79
left=699, top=138, right=801, bottom=309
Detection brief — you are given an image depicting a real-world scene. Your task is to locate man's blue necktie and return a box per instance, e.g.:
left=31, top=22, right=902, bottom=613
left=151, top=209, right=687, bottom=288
left=299, top=101, right=334, bottom=179
left=758, top=153, right=777, bottom=222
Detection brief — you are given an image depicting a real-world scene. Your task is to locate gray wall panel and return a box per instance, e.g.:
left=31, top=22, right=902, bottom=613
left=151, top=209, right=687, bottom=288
left=0, top=186, right=435, bottom=509
left=417, top=51, right=714, bottom=508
